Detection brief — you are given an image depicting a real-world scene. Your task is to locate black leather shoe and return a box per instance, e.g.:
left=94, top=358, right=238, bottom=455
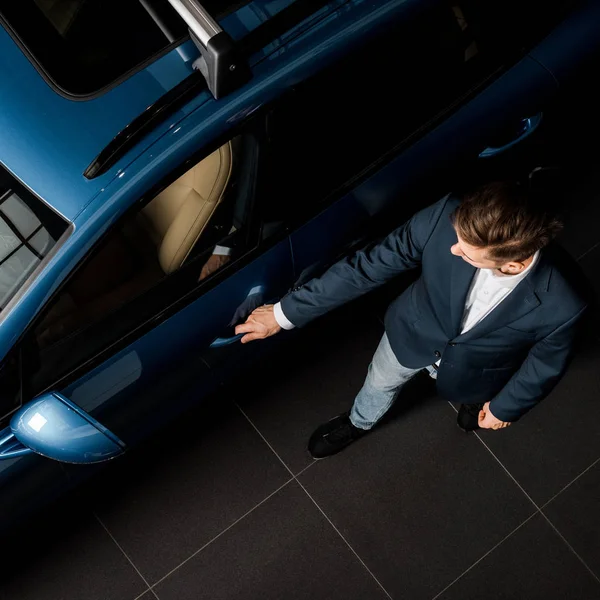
left=457, top=403, right=484, bottom=432
left=308, top=412, right=369, bottom=459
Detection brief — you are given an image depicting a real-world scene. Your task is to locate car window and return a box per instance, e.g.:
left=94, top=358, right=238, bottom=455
left=0, top=0, right=246, bottom=96
left=457, top=1, right=573, bottom=55
left=28, top=131, right=261, bottom=391
left=0, top=166, right=70, bottom=312
left=263, top=1, right=571, bottom=226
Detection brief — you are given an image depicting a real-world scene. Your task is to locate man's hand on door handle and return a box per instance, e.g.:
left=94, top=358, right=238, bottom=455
left=235, top=305, right=281, bottom=343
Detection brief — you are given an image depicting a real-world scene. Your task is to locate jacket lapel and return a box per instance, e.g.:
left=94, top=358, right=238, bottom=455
left=457, top=278, right=540, bottom=341
left=455, top=253, right=552, bottom=342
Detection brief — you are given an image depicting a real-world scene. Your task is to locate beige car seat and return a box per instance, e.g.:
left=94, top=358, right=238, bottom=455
left=141, top=142, right=233, bottom=274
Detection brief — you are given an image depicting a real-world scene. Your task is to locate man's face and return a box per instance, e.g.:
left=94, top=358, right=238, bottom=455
left=450, top=233, right=526, bottom=275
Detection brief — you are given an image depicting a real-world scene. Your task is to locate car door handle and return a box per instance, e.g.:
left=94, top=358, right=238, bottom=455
left=479, top=113, right=543, bottom=158
left=210, top=333, right=245, bottom=348
left=209, top=286, right=271, bottom=349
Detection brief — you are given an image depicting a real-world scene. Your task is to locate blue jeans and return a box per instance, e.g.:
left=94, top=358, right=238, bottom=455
left=350, top=333, right=435, bottom=430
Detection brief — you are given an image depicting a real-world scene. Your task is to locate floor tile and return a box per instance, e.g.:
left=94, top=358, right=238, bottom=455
left=0, top=500, right=147, bottom=600
left=543, top=459, right=600, bottom=579
left=435, top=514, right=600, bottom=600
left=88, top=401, right=290, bottom=584
left=297, top=396, right=535, bottom=600
left=473, top=340, right=600, bottom=505
left=237, top=308, right=385, bottom=473
left=154, top=480, right=391, bottom=600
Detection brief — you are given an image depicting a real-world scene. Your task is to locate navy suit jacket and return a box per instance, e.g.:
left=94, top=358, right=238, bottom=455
left=280, top=195, right=590, bottom=421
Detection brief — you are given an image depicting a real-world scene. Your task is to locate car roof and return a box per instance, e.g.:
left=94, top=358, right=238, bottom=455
left=0, top=0, right=300, bottom=222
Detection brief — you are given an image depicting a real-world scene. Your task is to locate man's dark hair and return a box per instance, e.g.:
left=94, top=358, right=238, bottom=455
left=450, top=181, right=564, bottom=262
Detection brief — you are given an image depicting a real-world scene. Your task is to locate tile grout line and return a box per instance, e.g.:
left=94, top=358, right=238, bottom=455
left=126, top=413, right=319, bottom=598
left=538, top=511, right=600, bottom=585
left=539, top=456, right=600, bottom=510
left=293, top=476, right=394, bottom=600
left=295, top=460, right=318, bottom=478
left=236, top=403, right=395, bottom=600
left=234, top=403, right=295, bottom=478
left=429, top=512, right=538, bottom=600
left=132, top=477, right=297, bottom=599
left=93, top=512, right=160, bottom=600
left=446, top=402, right=541, bottom=509
left=442, top=402, right=600, bottom=596
left=470, top=421, right=600, bottom=587
left=472, top=431, right=541, bottom=509
left=576, top=240, right=600, bottom=262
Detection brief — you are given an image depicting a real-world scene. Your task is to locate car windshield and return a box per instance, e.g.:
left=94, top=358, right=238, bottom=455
left=0, top=0, right=244, bottom=96
left=0, top=165, right=69, bottom=311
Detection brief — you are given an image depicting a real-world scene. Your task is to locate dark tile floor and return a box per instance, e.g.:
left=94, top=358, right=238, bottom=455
left=3, top=186, right=600, bottom=600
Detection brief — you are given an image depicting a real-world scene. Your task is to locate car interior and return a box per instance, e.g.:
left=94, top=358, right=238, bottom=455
left=34, top=136, right=252, bottom=350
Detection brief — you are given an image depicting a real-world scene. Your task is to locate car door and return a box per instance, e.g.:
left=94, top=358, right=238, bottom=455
left=19, top=119, right=294, bottom=449
left=264, top=0, right=563, bottom=286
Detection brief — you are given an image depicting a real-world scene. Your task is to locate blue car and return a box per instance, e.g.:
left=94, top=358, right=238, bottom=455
left=0, top=0, right=599, bottom=530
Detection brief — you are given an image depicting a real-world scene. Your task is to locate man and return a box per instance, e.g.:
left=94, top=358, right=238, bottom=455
left=235, top=182, right=589, bottom=458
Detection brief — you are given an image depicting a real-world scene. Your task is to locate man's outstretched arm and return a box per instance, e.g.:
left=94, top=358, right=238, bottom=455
left=236, top=195, right=450, bottom=342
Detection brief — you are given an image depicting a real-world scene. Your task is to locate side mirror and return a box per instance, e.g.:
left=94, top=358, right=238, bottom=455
left=0, top=392, right=126, bottom=464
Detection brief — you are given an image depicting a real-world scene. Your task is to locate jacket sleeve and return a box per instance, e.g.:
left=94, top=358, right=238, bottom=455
left=489, top=307, right=587, bottom=422
left=280, top=196, right=449, bottom=327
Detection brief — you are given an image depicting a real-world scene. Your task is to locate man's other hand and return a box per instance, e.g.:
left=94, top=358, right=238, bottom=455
left=199, top=254, right=231, bottom=281
left=478, top=401, right=512, bottom=430
left=235, top=305, right=282, bottom=343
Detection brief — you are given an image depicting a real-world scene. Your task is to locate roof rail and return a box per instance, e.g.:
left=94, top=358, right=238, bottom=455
left=168, top=0, right=251, bottom=99
left=84, top=0, right=334, bottom=180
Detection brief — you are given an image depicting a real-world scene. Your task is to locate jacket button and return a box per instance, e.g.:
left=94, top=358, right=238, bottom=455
left=448, top=342, right=456, bottom=347
left=434, top=350, right=441, bottom=358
